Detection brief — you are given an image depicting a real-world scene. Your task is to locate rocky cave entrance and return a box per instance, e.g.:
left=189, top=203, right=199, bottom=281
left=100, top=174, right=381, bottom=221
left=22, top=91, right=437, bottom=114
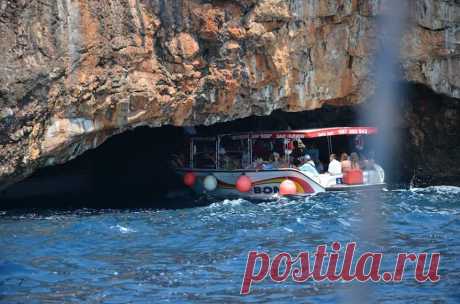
left=0, top=108, right=407, bottom=210
left=1, top=83, right=458, bottom=209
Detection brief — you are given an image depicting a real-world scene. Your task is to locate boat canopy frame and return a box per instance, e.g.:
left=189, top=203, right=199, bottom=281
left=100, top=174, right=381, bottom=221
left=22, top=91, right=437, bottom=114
left=188, top=127, right=378, bottom=170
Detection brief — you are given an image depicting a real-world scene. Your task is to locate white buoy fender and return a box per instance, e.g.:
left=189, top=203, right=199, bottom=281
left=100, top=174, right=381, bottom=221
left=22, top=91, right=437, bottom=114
left=203, top=175, right=218, bottom=191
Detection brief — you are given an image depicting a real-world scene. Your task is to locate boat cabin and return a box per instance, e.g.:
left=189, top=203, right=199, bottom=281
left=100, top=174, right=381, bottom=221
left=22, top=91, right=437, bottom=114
left=174, top=127, right=385, bottom=197
left=180, top=127, right=378, bottom=171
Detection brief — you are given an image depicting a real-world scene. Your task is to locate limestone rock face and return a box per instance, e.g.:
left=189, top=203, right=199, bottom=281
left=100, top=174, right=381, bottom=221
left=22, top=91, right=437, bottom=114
left=0, top=0, right=459, bottom=187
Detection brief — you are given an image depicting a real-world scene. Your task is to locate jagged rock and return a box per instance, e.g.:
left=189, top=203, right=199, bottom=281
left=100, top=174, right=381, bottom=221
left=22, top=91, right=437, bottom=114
left=0, top=0, right=459, bottom=188
left=167, top=33, right=200, bottom=62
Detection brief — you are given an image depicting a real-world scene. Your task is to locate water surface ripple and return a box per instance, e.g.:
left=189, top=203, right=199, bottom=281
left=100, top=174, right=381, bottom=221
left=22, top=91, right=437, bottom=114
left=1, top=187, right=459, bottom=303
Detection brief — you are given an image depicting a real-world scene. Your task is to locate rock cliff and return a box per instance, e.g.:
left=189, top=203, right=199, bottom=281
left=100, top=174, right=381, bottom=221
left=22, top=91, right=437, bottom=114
left=1, top=0, right=459, bottom=188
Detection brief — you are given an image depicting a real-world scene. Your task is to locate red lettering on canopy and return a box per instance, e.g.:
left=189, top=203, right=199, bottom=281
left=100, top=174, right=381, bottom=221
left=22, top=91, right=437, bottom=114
left=230, top=127, right=377, bottom=140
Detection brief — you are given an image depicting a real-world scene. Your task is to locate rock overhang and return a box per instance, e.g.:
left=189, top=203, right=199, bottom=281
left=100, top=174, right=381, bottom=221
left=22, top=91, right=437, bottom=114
left=0, top=0, right=459, bottom=189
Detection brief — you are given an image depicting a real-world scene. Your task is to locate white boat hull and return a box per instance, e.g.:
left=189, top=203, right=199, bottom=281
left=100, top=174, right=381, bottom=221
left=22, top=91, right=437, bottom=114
left=176, top=168, right=385, bottom=199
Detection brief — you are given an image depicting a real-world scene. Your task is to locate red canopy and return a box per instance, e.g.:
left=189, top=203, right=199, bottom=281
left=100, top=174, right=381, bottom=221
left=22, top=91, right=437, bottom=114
left=230, top=127, right=377, bottom=140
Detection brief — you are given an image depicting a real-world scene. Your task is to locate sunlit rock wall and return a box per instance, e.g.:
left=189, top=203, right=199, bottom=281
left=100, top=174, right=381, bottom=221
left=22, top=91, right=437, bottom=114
left=0, top=0, right=459, bottom=188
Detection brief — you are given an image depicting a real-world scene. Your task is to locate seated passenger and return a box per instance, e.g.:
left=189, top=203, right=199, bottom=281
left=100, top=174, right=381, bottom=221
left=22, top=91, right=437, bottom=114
left=261, top=156, right=274, bottom=170
left=271, top=152, right=281, bottom=169
left=350, top=152, right=360, bottom=170
left=252, top=157, right=264, bottom=170
left=328, top=154, right=342, bottom=175
left=303, top=154, right=316, bottom=167
left=273, top=152, right=289, bottom=168
left=365, top=153, right=384, bottom=183
left=298, top=155, right=319, bottom=178
left=340, top=153, right=352, bottom=172
left=365, top=159, right=380, bottom=183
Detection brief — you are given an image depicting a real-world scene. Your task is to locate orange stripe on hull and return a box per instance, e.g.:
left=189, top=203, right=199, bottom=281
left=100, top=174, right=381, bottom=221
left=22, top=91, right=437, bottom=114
left=216, top=176, right=315, bottom=193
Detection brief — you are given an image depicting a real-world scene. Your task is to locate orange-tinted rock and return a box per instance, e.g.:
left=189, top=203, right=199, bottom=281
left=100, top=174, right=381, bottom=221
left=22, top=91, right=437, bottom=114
left=0, top=0, right=459, bottom=188
left=167, top=33, right=200, bottom=62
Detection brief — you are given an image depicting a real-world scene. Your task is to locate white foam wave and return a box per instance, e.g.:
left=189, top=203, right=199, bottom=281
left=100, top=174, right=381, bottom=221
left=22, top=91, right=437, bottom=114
left=208, top=198, right=247, bottom=208
left=111, top=224, right=137, bottom=234
left=337, top=218, right=351, bottom=227
left=410, top=185, right=460, bottom=194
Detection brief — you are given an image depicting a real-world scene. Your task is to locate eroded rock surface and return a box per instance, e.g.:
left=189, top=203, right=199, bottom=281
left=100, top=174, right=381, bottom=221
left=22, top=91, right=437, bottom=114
left=0, top=0, right=459, bottom=188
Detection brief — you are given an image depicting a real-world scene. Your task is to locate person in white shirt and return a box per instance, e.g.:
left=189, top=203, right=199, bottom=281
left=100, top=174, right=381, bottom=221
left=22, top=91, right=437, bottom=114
left=328, top=154, right=342, bottom=175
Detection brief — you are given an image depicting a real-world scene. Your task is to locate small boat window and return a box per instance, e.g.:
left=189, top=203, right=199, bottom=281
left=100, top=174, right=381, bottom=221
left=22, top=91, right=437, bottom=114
left=192, top=138, right=217, bottom=169
left=218, top=135, right=250, bottom=170
left=252, top=138, right=287, bottom=169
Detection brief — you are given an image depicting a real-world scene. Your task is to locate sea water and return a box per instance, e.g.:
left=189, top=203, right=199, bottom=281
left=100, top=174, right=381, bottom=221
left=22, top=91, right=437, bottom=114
left=1, top=187, right=459, bottom=303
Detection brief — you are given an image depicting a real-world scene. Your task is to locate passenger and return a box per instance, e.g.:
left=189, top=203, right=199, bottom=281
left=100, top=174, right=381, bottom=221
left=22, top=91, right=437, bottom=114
left=350, top=152, right=360, bottom=170
left=253, top=157, right=264, bottom=170
left=315, top=157, right=325, bottom=173
left=366, top=152, right=384, bottom=182
left=298, top=155, right=320, bottom=178
left=273, top=152, right=289, bottom=168
left=271, top=152, right=281, bottom=169
left=328, top=153, right=342, bottom=175
left=291, top=140, right=304, bottom=164
left=304, top=154, right=316, bottom=168
left=340, top=153, right=352, bottom=172
left=364, top=158, right=379, bottom=183
left=279, top=158, right=289, bottom=169
left=261, top=155, right=274, bottom=170
left=359, top=153, right=368, bottom=169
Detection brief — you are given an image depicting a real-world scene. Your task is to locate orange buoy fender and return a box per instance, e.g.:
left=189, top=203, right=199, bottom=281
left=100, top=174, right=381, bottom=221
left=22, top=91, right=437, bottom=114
left=183, top=172, right=196, bottom=187
left=236, top=175, right=252, bottom=192
left=279, top=179, right=297, bottom=195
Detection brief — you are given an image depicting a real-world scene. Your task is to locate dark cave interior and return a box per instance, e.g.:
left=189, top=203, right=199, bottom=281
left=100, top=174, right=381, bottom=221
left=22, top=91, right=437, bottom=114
left=1, top=83, right=458, bottom=210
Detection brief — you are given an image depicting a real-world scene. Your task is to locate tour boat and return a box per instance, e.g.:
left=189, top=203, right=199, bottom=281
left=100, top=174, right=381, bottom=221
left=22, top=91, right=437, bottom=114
left=174, top=127, right=386, bottom=199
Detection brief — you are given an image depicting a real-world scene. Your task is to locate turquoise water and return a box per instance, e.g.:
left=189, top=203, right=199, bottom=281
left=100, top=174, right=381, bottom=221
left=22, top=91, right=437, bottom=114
left=1, top=187, right=459, bottom=303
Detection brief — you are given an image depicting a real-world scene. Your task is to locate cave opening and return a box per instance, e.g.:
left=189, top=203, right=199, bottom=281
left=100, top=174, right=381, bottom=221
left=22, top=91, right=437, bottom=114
left=0, top=106, right=403, bottom=210
left=1, top=83, right=458, bottom=210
